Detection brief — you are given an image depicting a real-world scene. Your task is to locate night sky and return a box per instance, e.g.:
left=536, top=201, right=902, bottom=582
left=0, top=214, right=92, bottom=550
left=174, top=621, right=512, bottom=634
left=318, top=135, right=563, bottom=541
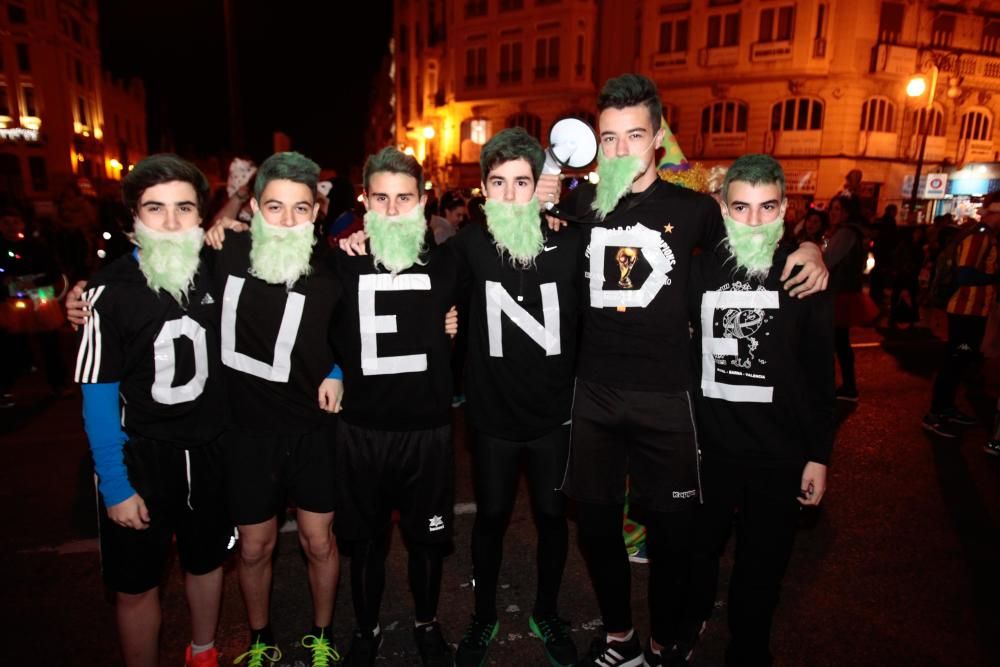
left=97, top=0, right=393, bottom=175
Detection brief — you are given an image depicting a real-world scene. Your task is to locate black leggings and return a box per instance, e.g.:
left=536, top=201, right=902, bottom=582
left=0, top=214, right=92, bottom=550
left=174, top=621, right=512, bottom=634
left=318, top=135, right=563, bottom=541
left=471, top=427, right=569, bottom=622
left=931, top=314, right=987, bottom=413
left=576, top=501, right=694, bottom=644
left=350, top=535, right=445, bottom=631
left=834, top=327, right=856, bottom=392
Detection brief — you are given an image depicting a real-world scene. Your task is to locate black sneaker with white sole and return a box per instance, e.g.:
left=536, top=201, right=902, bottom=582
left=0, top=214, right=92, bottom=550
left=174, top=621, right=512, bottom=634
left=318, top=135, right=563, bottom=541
left=985, top=440, right=1000, bottom=457
left=414, top=621, right=453, bottom=667
left=346, top=627, right=382, bottom=667
left=922, top=413, right=959, bottom=438
left=938, top=407, right=977, bottom=426
left=577, top=633, right=643, bottom=667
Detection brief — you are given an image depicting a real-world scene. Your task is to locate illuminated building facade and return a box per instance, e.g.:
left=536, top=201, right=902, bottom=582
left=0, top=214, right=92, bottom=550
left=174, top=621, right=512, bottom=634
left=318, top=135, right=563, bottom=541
left=395, top=0, right=1000, bottom=219
left=0, top=0, right=147, bottom=202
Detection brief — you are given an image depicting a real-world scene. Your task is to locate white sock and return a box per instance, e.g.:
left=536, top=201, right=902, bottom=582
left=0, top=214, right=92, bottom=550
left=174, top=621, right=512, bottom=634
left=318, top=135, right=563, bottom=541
left=190, top=640, right=215, bottom=656
left=607, top=628, right=635, bottom=643
left=415, top=618, right=437, bottom=628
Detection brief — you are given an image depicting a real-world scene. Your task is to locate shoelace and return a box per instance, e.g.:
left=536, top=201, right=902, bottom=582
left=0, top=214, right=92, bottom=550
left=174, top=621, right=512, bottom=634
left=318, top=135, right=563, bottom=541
left=233, top=642, right=282, bottom=667
left=534, top=616, right=569, bottom=642
left=302, top=634, right=342, bottom=666
left=463, top=619, right=496, bottom=647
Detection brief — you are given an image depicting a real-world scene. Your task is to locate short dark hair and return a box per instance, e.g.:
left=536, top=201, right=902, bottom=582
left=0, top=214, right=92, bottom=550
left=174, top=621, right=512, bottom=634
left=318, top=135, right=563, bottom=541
left=597, top=73, right=662, bottom=132
left=254, top=151, right=321, bottom=202
left=122, top=154, right=210, bottom=216
left=439, top=190, right=465, bottom=213
left=479, top=127, right=546, bottom=183
left=363, top=147, right=424, bottom=193
left=722, top=154, right=786, bottom=203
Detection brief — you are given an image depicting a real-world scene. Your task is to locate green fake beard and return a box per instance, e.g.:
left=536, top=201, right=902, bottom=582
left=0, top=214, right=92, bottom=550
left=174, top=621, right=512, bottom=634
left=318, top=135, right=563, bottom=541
left=364, top=205, right=427, bottom=274
left=484, top=196, right=544, bottom=267
left=723, top=216, right=785, bottom=280
left=249, top=211, right=316, bottom=289
left=133, top=220, right=204, bottom=305
left=594, top=148, right=650, bottom=219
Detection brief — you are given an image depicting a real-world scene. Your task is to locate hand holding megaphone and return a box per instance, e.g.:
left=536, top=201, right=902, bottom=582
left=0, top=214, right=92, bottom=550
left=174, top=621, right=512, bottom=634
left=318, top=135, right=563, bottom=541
left=542, top=117, right=598, bottom=214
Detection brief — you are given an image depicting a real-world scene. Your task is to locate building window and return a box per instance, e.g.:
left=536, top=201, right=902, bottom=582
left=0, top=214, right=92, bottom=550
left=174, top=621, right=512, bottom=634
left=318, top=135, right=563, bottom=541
left=814, top=3, right=828, bottom=56
left=563, top=109, right=597, bottom=129
left=959, top=109, right=992, bottom=141
left=399, top=25, right=408, bottom=53
left=71, top=18, right=81, bottom=42
left=913, top=106, right=945, bottom=136
left=534, top=36, right=560, bottom=80
left=75, top=59, right=84, bottom=85
left=701, top=101, right=748, bottom=135
left=707, top=11, right=740, bottom=48
left=931, top=13, right=955, bottom=48
left=664, top=104, right=680, bottom=134
left=499, top=0, right=522, bottom=10
left=15, top=43, right=30, bottom=72
left=659, top=16, right=689, bottom=53
left=770, top=97, right=823, bottom=131
left=465, top=46, right=487, bottom=87
left=499, top=41, right=523, bottom=84
left=507, top=112, right=542, bottom=140
left=983, top=20, right=1000, bottom=55
left=878, top=2, right=904, bottom=44
left=0, top=84, right=10, bottom=117
left=860, top=97, right=896, bottom=132
left=759, top=5, right=794, bottom=43
left=465, top=0, right=487, bottom=18
left=21, top=84, right=36, bottom=116
left=78, top=97, right=90, bottom=127
left=575, top=34, right=586, bottom=77
left=8, top=3, right=27, bottom=23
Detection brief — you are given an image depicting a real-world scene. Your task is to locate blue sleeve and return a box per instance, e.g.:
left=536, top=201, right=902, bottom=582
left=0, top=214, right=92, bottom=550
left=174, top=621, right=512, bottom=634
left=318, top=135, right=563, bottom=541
left=326, top=364, right=343, bottom=381
left=81, top=382, right=134, bottom=506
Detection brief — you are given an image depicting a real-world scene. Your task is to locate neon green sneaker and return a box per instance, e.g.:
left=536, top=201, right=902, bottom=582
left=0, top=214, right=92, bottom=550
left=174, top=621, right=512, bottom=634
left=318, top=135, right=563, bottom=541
left=302, top=631, right=342, bottom=666
left=233, top=640, right=282, bottom=667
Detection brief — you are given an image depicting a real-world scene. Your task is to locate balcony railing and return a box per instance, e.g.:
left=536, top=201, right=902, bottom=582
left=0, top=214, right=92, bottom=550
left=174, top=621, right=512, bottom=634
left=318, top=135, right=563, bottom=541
left=870, top=43, right=918, bottom=75
left=652, top=52, right=688, bottom=69
left=533, top=66, right=560, bottom=80
left=750, top=40, right=792, bottom=62
left=698, top=46, right=739, bottom=67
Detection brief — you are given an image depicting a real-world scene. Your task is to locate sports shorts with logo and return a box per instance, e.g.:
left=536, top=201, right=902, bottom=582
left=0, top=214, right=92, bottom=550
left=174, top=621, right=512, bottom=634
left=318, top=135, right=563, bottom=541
left=335, top=420, right=454, bottom=545
left=561, top=378, right=702, bottom=512
left=98, top=435, right=235, bottom=595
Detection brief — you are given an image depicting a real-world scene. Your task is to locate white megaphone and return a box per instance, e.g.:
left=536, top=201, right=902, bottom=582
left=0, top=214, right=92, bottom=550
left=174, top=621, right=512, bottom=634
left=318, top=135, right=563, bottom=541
left=542, top=117, right=598, bottom=211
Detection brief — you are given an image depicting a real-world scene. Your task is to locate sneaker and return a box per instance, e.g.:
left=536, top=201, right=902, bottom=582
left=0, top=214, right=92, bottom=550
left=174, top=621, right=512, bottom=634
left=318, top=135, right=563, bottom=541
left=233, top=640, right=282, bottom=667
left=451, top=394, right=466, bottom=407
left=985, top=440, right=1000, bottom=457
left=346, top=627, right=382, bottom=667
left=938, top=408, right=977, bottom=426
left=414, top=622, right=453, bottom=666
left=455, top=615, right=499, bottom=667
left=302, top=631, right=342, bottom=666
left=578, top=633, right=644, bottom=667
left=835, top=387, right=859, bottom=402
left=922, top=413, right=959, bottom=439
left=627, top=541, right=648, bottom=564
left=185, top=645, right=220, bottom=667
left=529, top=614, right=577, bottom=666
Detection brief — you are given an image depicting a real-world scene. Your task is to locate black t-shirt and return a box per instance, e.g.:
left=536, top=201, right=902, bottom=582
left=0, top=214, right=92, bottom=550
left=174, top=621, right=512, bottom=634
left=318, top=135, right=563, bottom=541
left=451, top=221, right=584, bottom=440
left=689, top=246, right=835, bottom=466
left=563, top=179, right=726, bottom=392
left=212, top=231, right=340, bottom=434
left=330, top=242, right=456, bottom=431
left=74, top=250, right=228, bottom=446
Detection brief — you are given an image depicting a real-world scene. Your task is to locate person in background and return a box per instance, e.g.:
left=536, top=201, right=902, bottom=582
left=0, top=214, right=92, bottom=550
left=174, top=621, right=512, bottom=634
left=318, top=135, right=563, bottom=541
left=889, top=226, right=926, bottom=330
left=796, top=209, right=829, bottom=246
left=429, top=190, right=467, bottom=245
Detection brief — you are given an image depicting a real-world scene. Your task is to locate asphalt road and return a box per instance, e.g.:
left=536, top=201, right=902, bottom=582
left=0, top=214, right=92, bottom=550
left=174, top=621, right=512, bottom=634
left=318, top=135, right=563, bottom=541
left=2, top=319, right=998, bottom=666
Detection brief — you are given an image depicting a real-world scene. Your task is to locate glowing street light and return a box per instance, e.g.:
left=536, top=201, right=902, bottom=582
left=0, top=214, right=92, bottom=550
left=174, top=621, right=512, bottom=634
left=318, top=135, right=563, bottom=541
left=906, top=76, right=927, bottom=98
left=423, top=125, right=436, bottom=140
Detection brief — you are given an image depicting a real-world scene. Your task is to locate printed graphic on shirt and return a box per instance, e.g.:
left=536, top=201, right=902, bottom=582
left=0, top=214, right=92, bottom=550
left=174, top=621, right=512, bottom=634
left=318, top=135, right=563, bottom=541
left=587, top=223, right=676, bottom=310
left=700, top=281, right=778, bottom=403
left=151, top=315, right=209, bottom=405
left=220, top=275, right=305, bottom=382
left=358, top=273, right=431, bottom=376
left=485, top=280, right=561, bottom=357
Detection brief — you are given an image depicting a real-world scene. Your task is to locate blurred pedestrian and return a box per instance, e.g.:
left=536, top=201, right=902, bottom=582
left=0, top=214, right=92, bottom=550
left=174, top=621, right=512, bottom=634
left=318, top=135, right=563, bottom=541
left=429, top=190, right=467, bottom=245
left=796, top=209, right=829, bottom=246
left=869, top=204, right=898, bottom=304
left=889, top=226, right=926, bottom=329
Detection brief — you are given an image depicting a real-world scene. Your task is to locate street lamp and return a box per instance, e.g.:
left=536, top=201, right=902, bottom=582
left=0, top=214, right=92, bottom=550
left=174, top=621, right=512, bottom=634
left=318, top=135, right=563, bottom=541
left=906, top=62, right=939, bottom=223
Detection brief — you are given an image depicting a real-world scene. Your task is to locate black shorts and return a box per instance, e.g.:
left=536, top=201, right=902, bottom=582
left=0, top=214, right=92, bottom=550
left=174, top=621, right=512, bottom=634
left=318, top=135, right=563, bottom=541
left=225, top=425, right=336, bottom=526
left=561, top=378, right=701, bottom=512
left=335, top=421, right=454, bottom=545
left=98, top=435, right=236, bottom=595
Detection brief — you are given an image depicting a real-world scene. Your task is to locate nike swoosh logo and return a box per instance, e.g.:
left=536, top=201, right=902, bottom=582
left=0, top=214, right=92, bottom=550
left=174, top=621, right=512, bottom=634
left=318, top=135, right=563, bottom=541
left=543, top=245, right=558, bottom=252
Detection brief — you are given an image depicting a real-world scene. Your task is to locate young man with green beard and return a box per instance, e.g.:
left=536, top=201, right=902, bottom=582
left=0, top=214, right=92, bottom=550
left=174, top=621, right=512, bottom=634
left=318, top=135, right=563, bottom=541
left=676, top=154, right=834, bottom=666
left=551, top=74, right=829, bottom=667
left=74, top=154, right=235, bottom=667
left=329, top=147, right=457, bottom=667
left=210, top=152, right=343, bottom=667
left=448, top=128, right=584, bottom=667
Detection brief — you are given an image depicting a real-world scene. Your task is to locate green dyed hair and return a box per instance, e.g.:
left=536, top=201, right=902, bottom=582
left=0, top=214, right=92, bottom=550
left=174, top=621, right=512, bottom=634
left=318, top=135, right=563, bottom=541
left=479, top=127, right=546, bottom=183
left=122, top=153, right=210, bottom=216
left=597, top=73, right=662, bottom=132
left=254, top=151, right=321, bottom=202
left=363, top=147, right=424, bottom=194
left=722, top=154, right=786, bottom=203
